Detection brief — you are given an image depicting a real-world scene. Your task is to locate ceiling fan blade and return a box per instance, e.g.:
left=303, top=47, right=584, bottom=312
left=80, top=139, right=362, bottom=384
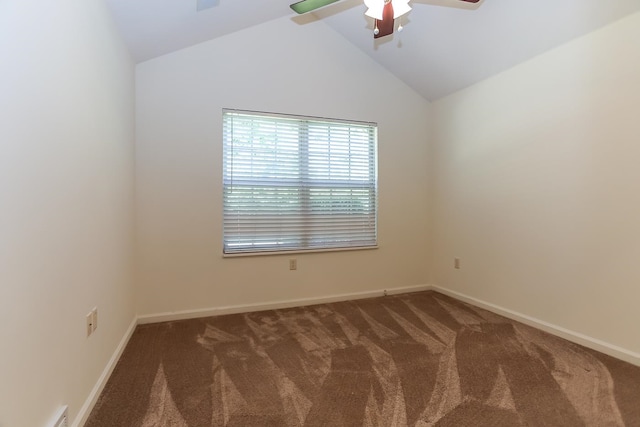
left=290, top=0, right=341, bottom=14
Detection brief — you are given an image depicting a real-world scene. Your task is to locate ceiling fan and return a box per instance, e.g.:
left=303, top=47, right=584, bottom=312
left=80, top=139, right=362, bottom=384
left=290, top=0, right=481, bottom=39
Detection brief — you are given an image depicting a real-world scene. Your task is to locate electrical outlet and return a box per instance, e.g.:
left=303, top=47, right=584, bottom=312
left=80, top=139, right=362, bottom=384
left=86, top=312, right=93, bottom=337
left=50, top=405, right=68, bottom=427
left=91, top=307, right=98, bottom=332
left=289, top=259, right=297, bottom=270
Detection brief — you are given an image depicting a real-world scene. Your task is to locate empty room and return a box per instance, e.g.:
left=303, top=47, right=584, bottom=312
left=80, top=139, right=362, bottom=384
left=1, top=0, right=639, bottom=426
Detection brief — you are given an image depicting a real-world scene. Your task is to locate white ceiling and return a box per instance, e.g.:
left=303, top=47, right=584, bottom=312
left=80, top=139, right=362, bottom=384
left=105, top=0, right=640, bottom=101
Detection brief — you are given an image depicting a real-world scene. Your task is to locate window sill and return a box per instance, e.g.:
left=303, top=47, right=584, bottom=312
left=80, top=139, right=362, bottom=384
left=222, top=245, right=378, bottom=258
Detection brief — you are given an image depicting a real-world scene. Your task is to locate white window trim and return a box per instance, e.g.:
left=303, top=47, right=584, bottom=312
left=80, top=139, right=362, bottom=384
left=222, top=109, right=378, bottom=256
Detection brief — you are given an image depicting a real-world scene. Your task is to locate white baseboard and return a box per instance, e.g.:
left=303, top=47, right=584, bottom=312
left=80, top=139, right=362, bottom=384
left=137, top=284, right=432, bottom=324
left=431, top=285, right=640, bottom=367
left=72, top=316, right=138, bottom=427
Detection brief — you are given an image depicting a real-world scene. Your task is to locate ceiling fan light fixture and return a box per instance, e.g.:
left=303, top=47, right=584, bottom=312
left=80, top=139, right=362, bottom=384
left=364, top=0, right=411, bottom=20
left=392, top=0, right=411, bottom=19
left=364, top=0, right=384, bottom=20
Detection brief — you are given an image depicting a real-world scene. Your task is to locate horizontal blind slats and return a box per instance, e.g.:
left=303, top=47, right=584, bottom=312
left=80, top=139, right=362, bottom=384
left=223, top=110, right=377, bottom=254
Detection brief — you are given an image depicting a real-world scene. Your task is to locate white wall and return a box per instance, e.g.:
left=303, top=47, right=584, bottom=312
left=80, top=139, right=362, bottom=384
left=0, top=1, right=135, bottom=426
left=431, top=12, right=640, bottom=357
left=135, top=17, right=432, bottom=316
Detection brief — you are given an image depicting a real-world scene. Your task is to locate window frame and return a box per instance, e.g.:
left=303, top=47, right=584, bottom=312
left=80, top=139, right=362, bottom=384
left=222, top=109, right=379, bottom=257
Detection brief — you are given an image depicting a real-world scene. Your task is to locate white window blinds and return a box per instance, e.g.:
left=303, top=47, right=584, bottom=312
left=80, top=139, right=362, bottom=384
left=223, top=110, right=378, bottom=255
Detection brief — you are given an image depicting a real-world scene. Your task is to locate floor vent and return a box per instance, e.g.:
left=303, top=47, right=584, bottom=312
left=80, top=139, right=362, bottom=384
left=49, top=406, right=69, bottom=427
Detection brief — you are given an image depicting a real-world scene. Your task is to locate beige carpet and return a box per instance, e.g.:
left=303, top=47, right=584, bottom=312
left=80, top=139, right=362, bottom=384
left=86, top=291, right=640, bottom=426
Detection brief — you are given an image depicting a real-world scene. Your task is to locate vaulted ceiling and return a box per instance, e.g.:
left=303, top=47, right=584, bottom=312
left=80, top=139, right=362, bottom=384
left=105, top=0, right=640, bottom=101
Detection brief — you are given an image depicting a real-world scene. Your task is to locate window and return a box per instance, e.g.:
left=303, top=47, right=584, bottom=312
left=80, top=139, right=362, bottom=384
left=222, top=109, right=378, bottom=255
